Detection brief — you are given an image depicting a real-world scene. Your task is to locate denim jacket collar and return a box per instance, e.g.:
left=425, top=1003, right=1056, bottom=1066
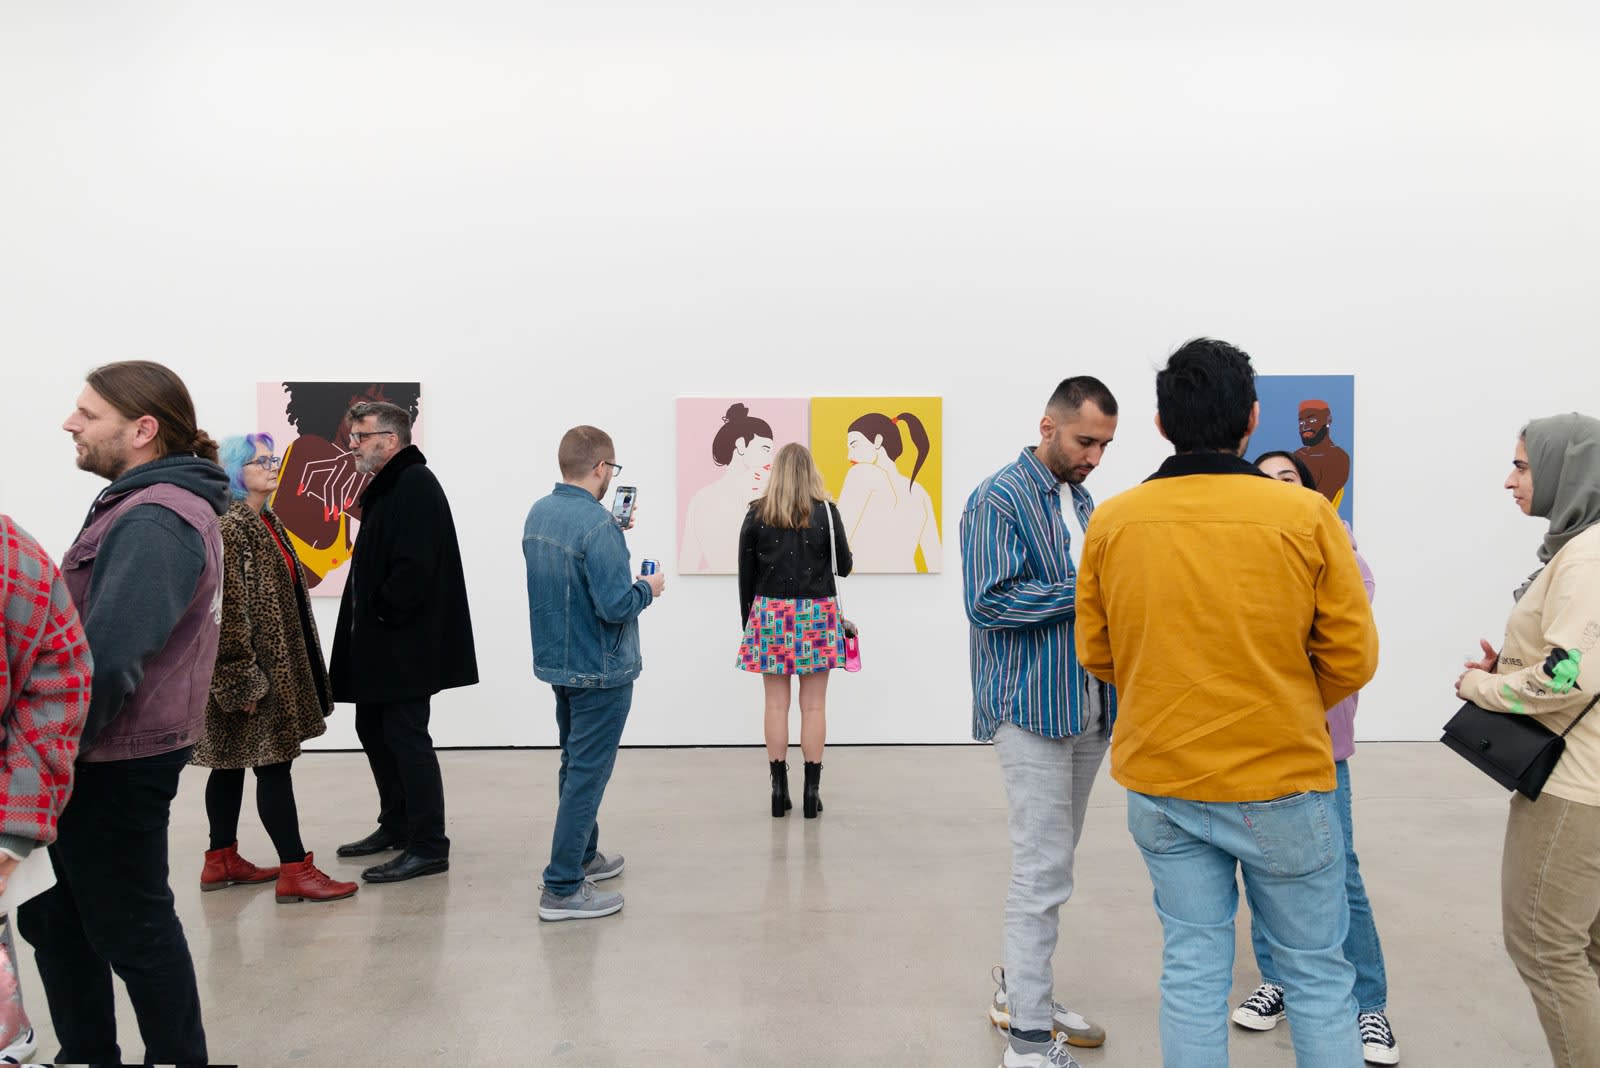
left=551, top=482, right=601, bottom=504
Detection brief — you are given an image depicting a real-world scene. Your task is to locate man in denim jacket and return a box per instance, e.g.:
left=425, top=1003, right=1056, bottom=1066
left=523, top=426, right=665, bottom=921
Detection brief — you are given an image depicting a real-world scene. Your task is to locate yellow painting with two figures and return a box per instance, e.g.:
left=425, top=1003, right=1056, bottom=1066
left=809, top=397, right=943, bottom=574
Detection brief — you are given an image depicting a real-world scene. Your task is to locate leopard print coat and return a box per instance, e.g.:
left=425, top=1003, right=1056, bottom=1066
left=193, top=501, right=330, bottom=768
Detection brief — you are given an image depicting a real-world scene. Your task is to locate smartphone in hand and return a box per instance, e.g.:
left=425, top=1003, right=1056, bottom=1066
left=611, top=485, right=637, bottom=528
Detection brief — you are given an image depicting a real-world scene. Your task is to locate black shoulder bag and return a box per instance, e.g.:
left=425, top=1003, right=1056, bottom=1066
left=1441, top=692, right=1600, bottom=800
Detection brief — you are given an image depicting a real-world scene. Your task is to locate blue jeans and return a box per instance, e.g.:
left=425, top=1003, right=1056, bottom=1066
left=1128, top=789, right=1360, bottom=1068
left=1250, top=761, right=1388, bottom=1013
left=542, top=683, right=633, bottom=896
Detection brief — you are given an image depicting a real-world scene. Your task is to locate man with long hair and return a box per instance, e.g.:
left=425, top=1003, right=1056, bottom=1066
left=21, top=360, right=227, bottom=1065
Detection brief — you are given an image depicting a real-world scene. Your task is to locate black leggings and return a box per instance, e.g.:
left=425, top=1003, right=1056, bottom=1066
left=204, top=761, right=306, bottom=863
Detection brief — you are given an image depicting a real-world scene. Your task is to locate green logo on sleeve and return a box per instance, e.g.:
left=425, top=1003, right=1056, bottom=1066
left=1549, top=649, right=1582, bottom=695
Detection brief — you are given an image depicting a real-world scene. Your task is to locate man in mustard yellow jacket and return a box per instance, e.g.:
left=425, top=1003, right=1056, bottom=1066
left=1075, top=338, right=1378, bottom=1067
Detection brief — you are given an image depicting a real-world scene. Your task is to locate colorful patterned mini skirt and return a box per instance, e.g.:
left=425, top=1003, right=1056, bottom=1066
left=737, top=595, right=846, bottom=676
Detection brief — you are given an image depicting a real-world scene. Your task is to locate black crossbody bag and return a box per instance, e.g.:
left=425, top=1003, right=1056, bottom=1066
left=1441, top=693, right=1600, bottom=800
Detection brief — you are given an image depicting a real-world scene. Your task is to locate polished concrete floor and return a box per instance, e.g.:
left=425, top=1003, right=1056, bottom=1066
left=15, top=743, right=1552, bottom=1066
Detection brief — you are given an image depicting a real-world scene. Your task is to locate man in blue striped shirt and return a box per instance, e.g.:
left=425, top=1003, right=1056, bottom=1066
left=962, top=377, right=1119, bottom=1068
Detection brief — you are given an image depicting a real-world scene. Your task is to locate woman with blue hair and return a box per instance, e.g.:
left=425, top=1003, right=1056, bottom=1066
left=191, top=433, right=357, bottom=903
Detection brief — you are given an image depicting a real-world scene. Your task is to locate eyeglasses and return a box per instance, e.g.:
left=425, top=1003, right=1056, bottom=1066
left=245, top=455, right=282, bottom=470
left=348, top=430, right=396, bottom=445
left=599, top=460, right=623, bottom=476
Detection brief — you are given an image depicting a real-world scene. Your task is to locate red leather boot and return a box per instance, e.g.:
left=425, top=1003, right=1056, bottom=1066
left=200, top=842, right=280, bottom=891
left=275, top=852, right=359, bottom=903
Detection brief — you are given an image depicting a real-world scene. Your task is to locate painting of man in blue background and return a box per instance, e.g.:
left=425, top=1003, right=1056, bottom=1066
left=1254, top=374, right=1355, bottom=525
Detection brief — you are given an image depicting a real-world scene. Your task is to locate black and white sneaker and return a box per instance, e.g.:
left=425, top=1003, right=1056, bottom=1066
left=0, top=1024, right=36, bottom=1065
left=1230, top=983, right=1286, bottom=1031
left=1359, top=1011, right=1399, bottom=1065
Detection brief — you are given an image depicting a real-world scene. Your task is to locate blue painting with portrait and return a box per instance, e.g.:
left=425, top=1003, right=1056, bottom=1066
left=1253, top=374, right=1356, bottom=526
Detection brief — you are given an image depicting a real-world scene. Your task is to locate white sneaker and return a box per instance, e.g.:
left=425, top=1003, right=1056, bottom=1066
left=1000, top=1034, right=1080, bottom=1068
left=0, top=1025, right=36, bottom=1065
left=987, top=965, right=1106, bottom=1048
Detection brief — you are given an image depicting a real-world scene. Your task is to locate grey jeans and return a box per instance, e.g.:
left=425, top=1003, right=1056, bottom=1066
left=994, top=717, right=1109, bottom=1033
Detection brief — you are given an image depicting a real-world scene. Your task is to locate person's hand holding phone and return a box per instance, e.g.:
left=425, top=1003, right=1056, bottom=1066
left=611, top=485, right=638, bottom=529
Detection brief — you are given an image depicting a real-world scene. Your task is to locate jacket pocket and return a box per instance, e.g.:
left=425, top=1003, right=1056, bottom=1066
left=603, top=623, right=638, bottom=671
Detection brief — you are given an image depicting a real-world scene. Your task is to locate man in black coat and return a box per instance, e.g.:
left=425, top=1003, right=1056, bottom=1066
left=330, top=401, right=477, bottom=883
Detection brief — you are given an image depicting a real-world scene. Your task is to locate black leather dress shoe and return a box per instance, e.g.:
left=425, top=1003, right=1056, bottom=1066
left=361, top=851, right=449, bottom=883
left=336, top=828, right=405, bottom=858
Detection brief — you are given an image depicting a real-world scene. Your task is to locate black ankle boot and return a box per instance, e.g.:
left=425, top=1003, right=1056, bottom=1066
left=802, top=761, right=824, bottom=819
left=769, top=760, right=792, bottom=817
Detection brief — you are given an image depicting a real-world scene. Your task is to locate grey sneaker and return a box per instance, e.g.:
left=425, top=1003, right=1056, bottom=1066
left=1231, top=983, right=1286, bottom=1030
left=583, top=851, right=624, bottom=882
left=538, top=880, right=623, bottom=922
left=1000, top=1033, right=1080, bottom=1068
left=988, top=965, right=1106, bottom=1048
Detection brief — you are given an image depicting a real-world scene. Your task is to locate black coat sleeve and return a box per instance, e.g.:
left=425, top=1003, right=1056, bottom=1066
left=738, top=509, right=759, bottom=626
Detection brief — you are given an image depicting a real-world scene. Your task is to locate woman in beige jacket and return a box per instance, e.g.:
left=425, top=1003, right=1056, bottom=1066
left=1457, top=412, right=1600, bottom=1068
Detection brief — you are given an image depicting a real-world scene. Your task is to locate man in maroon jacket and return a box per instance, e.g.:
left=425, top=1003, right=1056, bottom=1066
left=20, top=361, right=227, bottom=1067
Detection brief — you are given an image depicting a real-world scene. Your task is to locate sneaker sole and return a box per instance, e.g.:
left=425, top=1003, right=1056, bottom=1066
left=1230, top=1007, right=1284, bottom=1031
left=988, top=1004, right=1105, bottom=1048
left=539, top=899, right=624, bottom=922
left=587, top=862, right=624, bottom=882
left=1362, top=1043, right=1400, bottom=1066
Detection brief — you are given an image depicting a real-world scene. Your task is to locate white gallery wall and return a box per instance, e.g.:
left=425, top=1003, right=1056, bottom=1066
left=2, top=3, right=1596, bottom=748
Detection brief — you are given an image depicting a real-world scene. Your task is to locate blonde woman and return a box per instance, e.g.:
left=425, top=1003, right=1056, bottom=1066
left=737, top=444, right=852, bottom=818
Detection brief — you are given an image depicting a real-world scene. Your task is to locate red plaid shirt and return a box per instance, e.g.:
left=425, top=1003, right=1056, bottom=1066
left=0, top=515, right=92, bottom=854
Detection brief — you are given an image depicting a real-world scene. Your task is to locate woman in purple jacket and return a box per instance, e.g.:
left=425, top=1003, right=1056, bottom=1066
left=1230, top=451, right=1398, bottom=1066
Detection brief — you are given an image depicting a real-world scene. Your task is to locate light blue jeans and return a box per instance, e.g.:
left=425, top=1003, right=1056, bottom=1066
left=1128, top=788, right=1361, bottom=1068
left=1250, top=760, right=1388, bottom=1013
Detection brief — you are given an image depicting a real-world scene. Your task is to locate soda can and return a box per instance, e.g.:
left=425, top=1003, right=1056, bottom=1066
left=641, top=559, right=659, bottom=576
